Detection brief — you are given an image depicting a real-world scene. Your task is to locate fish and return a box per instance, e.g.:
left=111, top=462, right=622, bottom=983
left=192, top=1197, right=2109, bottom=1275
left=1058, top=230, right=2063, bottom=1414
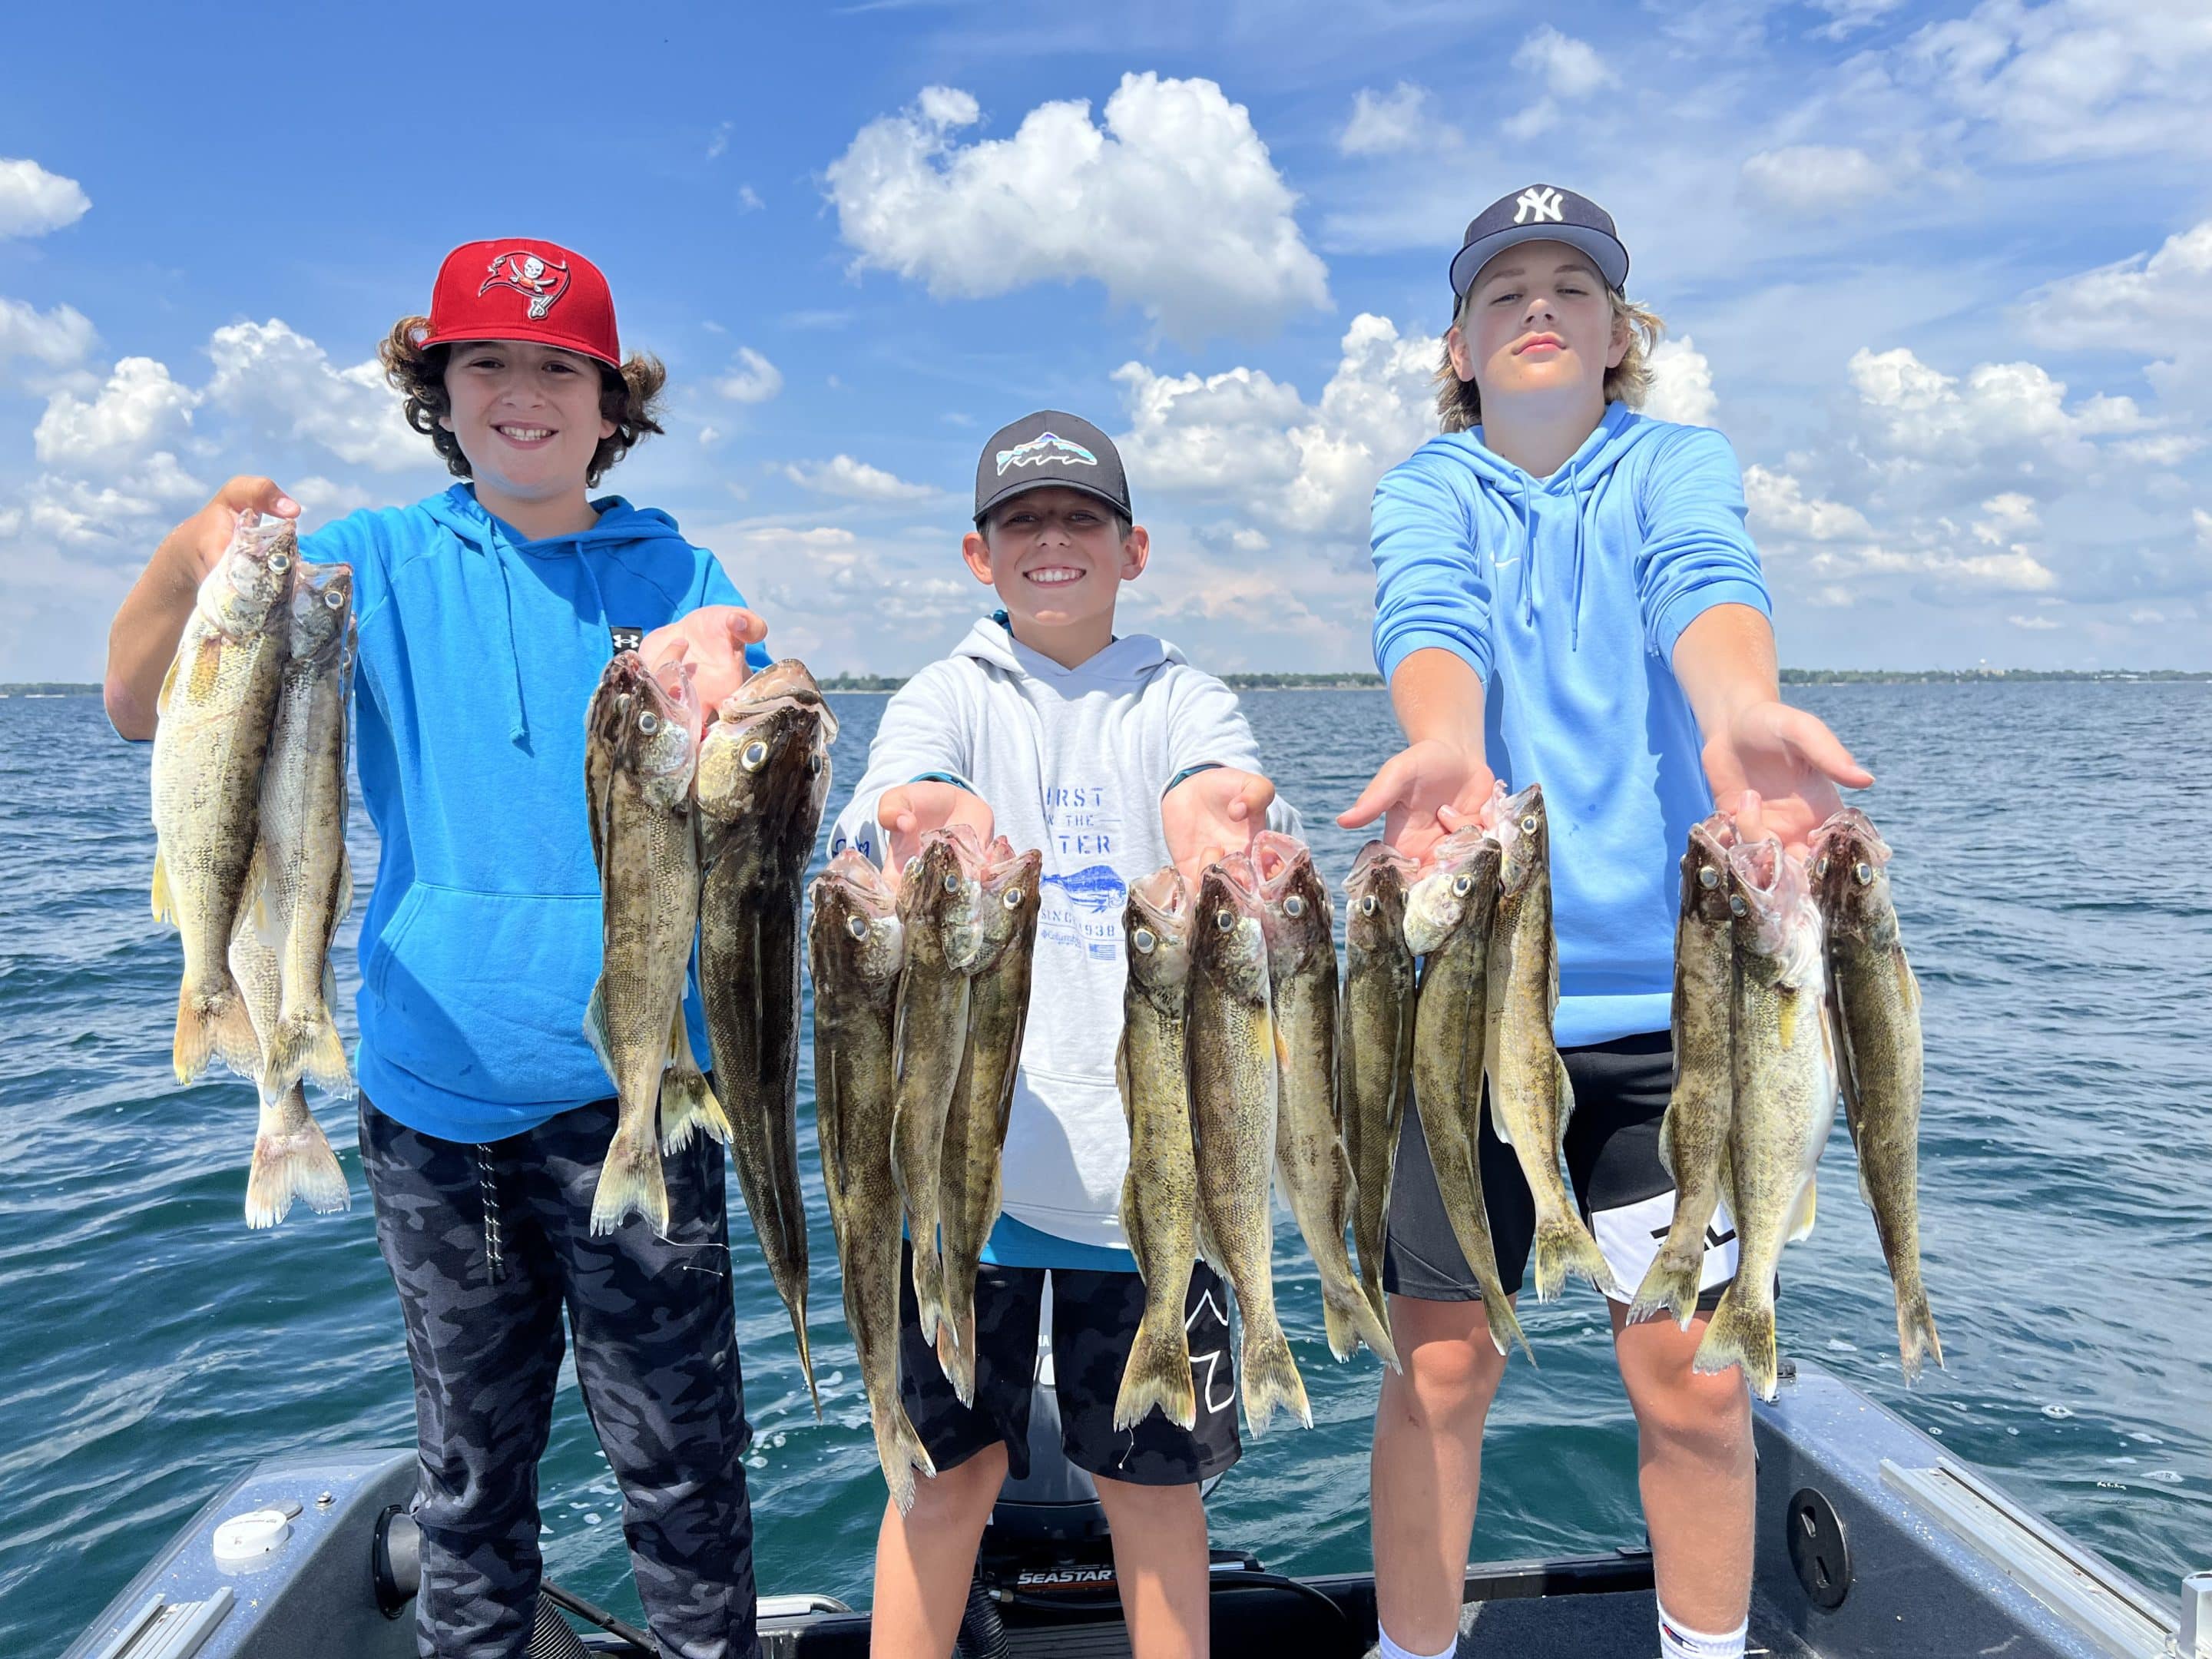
left=150, top=510, right=298, bottom=1084
left=1339, top=841, right=1419, bottom=1334
left=1404, top=825, right=1530, bottom=1360
left=247, top=562, right=357, bottom=1101
left=1631, top=814, right=1741, bottom=1329
left=1694, top=838, right=1839, bottom=1400
left=1187, top=855, right=1310, bottom=1436
left=1252, top=833, right=1399, bottom=1370
left=228, top=898, right=350, bottom=1228
left=582, top=651, right=709, bottom=1236
left=809, top=850, right=935, bottom=1512
left=890, top=823, right=988, bottom=1347
left=694, top=659, right=837, bottom=1412
left=1485, top=783, right=1620, bottom=1301
left=1114, top=868, right=1200, bottom=1432
left=1813, top=808, right=1942, bottom=1382
left=934, top=837, right=1042, bottom=1405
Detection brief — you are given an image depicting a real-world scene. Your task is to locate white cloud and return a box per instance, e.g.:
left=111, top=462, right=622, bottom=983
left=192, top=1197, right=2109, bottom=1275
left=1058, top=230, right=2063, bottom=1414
left=707, top=121, right=732, bottom=161
left=202, top=320, right=424, bottom=471
left=781, top=455, right=940, bottom=502
left=715, top=346, right=783, bottom=404
left=33, top=356, right=197, bottom=466
left=1845, top=345, right=2145, bottom=473
left=2008, top=612, right=2061, bottom=629
left=2197, top=508, right=2212, bottom=548
left=0, top=296, right=96, bottom=373
left=1514, top=26, right=1618, bottom=98
left=826, top=73, right=1330, bottom=342
left=0, top=159, right=91, bottom=238
left=1339, top=84, right=1441, bottom=156
left=1972, top=492, right=2039, bottom=543
left=1812, top=0, right=1906, bottom=36
left=2020, top=218, right=2212, bottom=353
left=1644, top=337, right=1717, bottom=426
left=1744, top=465, right=1873, bottom=541
left=738, top=184, right=763, bottom=212
left=1739, top=145, right=1896, bottom=214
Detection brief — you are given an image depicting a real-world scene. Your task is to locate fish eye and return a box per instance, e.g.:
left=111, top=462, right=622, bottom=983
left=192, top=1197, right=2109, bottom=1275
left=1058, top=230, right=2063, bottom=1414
left=1854, top=861, right=1873, bottom=885
left=268, top=552, right=291, bottom=574
left=1520, top=814, right=1538, bottom=834
left=323, top=587, right=345, bottom=610
left=1214, top=909, right=1233, bottom=932
left=1816, top=855, right=1830, bottom=877
left=942, top=873, right=960, bottom=894
left=1002, top=886, right=1023, bottom=909
left=845, top=913, right=867, bottom=941
left=806, top=753, right=822, bottom=777
left=1451, top=874, right=1472, bottom=897
left=1359, top=895, right=1377, bottom=916
left=637, top=711, right=660, bottom=735
left=1133, top=927, right=1157, bottom=955
left=1698, top=866, right=1720, bottom=889
left=1729, top=895, right=1748, bottom=916
left=1283, top=895, right=1306, bottom=918
left=740, top=740, right=770, bottom=772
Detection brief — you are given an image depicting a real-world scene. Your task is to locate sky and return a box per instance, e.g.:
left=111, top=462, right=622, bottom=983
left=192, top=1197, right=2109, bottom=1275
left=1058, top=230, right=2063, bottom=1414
left=2, top=0, right=2209, bottom=681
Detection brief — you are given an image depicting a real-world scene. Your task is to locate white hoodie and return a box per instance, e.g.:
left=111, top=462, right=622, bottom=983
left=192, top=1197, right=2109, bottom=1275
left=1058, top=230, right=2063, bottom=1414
left=829, top=617, right=1300, bottom=1254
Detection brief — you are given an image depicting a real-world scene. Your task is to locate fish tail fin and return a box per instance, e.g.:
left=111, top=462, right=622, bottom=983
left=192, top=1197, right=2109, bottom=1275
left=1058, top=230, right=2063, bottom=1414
left=1531, top=1210, right=1620, bottom=1302
left=1485, top=1294, right=1534, bottom=1366
left=1113, top=1310, right=1197, bottom=1432
left=243, top=1090, right=350, bottom=1229
left=1323, top=1281, right=1401, bottom=1372
left=1693, top=1283, right=1779, bottom=1400
left=1629, top=1230, right=1708, bottom=1332
left=933, top=1306, right=976, bottom=1408
left=174, top=972, right=257, bottom=1084
left=873, top=1401, right=938, bottom=1516
left=1895, top=1289, right=1943, bottom=1382
left=590, top=1115, right=671, bottom=1237
left=1238, top=1318, right=1311, bottom=1439
left=912, top=1239, right=945, bottom=1351
left=793, top=1295, right=822, bottom=1419
left=267, top=1005, right=352, bottom=1098
left=657, top=1015, right=731, bottom=1153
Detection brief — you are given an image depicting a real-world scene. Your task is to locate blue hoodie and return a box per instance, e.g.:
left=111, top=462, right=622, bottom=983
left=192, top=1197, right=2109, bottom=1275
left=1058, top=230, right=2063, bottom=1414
left=300, top=484, right=768, bottom=1142
left=1369, top=401, right=1770, bottom=1046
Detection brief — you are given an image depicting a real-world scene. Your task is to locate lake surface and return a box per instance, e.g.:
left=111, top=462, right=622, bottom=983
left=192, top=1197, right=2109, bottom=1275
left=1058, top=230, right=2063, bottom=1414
left=2, top=683, right=2207, bottom=1650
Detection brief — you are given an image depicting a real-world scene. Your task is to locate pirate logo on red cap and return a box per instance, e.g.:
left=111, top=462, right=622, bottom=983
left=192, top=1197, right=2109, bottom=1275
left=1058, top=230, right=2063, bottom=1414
left=478, top=250, right=571, bottom=321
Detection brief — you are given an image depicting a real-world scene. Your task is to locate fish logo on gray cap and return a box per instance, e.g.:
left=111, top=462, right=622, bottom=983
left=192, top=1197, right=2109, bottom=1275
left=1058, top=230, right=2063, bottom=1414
left=995, top=431, right=1100, bottom=475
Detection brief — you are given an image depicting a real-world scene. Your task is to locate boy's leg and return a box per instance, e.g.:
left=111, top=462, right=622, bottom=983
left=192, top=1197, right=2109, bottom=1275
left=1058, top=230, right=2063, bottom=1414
left=538, top=1103, right=757, bottom=1659
left=359, top=1098, right=566, bottom=1659
left=1369, top=1088, right=1534, bottom=1657
left=1051, top=1262, right=1242, bottom=1659
left=873, top=1242, right=1044, bottom=1659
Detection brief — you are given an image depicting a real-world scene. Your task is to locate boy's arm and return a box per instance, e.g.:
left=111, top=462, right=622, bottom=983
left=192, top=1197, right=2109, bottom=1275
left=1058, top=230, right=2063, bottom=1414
left=827, top=666, right=988, bottom=869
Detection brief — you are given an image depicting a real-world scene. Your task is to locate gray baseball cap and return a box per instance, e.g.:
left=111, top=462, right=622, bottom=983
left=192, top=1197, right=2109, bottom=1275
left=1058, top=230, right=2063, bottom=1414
left=974, top=410, right=1131, bottom=525
left=1449, top=183, right=1629, bottom=304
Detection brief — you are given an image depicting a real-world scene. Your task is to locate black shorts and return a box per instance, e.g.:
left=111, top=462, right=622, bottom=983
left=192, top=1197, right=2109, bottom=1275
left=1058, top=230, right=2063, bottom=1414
left=1382, top=1030, right=1742, bottom=1309
left=897, top=1241, right=1242, bottom=1488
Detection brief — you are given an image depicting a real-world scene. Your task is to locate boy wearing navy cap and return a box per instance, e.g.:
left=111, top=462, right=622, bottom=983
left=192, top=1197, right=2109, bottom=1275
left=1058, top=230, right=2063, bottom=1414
left=830, top=410, right=1293, bottom=1659
left=106, top=239, right=772, bottom=1659
left=1343, top=187, right=1870, bottom=1659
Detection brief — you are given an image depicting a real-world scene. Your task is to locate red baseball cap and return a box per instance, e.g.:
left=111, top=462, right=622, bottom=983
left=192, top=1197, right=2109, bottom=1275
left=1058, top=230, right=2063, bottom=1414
left=416, top=237, right=621, bottom=367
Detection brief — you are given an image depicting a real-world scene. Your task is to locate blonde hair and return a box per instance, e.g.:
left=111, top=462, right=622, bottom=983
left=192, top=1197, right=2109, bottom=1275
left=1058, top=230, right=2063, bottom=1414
left=1433, top=284, right=1664, bottom=433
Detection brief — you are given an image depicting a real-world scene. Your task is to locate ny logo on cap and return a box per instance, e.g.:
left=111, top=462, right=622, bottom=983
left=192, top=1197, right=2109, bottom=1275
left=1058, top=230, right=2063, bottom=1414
left=479, top=250, right=571, bottom=320
left=1514, top=187, right=1565, bottom=225
left=995, top=431, right=1099, bottom=475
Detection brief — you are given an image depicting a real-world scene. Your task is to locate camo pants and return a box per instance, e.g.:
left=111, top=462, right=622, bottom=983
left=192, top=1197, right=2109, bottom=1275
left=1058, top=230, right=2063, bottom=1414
left=359, top=1098, right=758, bottom=1659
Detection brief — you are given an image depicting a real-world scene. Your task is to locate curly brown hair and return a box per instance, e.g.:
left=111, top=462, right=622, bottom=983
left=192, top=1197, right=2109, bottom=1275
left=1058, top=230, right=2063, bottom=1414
left=1434, top=286, right=1665, bottom=433
left=378, top=317, right=668, bottom=487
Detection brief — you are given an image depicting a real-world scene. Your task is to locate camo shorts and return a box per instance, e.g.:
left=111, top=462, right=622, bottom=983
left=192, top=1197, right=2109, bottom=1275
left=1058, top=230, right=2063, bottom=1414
left=896, top=1241, right=1242, bottom=1487
left=359, top=1097, right=759, bottom=1659
left=1383, top=1031, right=1745, bottom=1311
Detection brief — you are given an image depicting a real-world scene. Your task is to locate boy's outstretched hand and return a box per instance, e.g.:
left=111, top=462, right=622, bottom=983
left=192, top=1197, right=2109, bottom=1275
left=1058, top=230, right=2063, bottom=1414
left=1702, top=700, right=1873, bottom=856
left=1164, top=767, right=1276, bottom=886
left=876, top=782, right=995, bottom=879
left=642, top=605, right=767, bottom=711
left=1336, top=739, right=1498, bottom=863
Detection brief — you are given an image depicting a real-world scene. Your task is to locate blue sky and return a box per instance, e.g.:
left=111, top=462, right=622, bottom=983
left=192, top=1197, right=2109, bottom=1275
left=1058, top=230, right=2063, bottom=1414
left=3, top=0, right=2209, bottom=680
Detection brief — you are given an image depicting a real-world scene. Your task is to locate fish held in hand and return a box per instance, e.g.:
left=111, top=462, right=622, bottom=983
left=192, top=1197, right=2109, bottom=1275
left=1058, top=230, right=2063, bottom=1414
left=1485, top=784, right=1619, bottom=1301
left=1253, top=833, right=1398, bottom=1370
left=696, top=659, right=837, bottom=1410
left=229, top=858, right=349, bottom=1229
left=935, top=837, right=1042, bottom=1404
left=1694, top=838, right=1838, bottom=1400
left=1631, top=814, right=1740, bottom=1330
left=1115, top=867, right=1200, bottom=1432
left=1813, top=807, right=1942, bottom=1382
left=1187, top=856, right=1310, bottom=1436
left=583, top=651, right=708, bottom=1237
left=151, top=511, right=299, bottom=1084
left=1339, top=841, right=1418, bottom=1336
left=810, top=851, right=935, bottom=1512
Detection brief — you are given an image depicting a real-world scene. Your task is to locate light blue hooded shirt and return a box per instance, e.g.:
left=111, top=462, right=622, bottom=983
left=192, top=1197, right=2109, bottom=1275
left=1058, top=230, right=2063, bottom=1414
left=300, top=484, right=767, bottom=1142
left=1369, top=400, right=1770, bottom=1045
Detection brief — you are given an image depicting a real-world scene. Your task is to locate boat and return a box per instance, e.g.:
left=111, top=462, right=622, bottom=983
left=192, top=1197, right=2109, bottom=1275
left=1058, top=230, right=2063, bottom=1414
left=65, top=1356, right=2210, bottom=1658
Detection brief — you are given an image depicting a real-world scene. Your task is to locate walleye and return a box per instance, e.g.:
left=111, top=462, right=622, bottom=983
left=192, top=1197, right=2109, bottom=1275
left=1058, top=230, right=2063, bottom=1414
left=1253, top=833, right=1398, bottom=1369
left=1114, top=868, right=1200, bottom=1432
left=890, top=823, right=987, bottom=1346
left=1631, top=815, right=1740, bottom=1329
left=1694, top=839, right=1837, bottom=1400
left=229, top=902, right=349, bottom=1228
left=810, top=851, right=935, bottom=1512
left=1404, top=826, right=1528, bottom=1360
left=583, top=651, right=709, bottom=1236
left=696, top=659, right=836, bottom=1409
left=1339, top=842, right=1418, bottom=1332
left=1485, top=783, right=1619, bottom=1301
left=935, top=838, right=1042, bottom=1404
left=150, top=511, right=298, bottom=1083
left=1187, top=856, right=1310, bottom=1436
left=1813, top=808, right=1942, bottom=1382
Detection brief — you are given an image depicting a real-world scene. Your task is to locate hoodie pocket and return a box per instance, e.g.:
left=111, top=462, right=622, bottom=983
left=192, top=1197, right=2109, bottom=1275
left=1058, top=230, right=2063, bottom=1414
left=357, top=883, right=611, bottom=1108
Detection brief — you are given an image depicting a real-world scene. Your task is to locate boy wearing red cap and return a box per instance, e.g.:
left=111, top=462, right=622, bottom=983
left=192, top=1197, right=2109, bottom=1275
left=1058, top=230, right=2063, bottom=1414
left=105, top=240, right=770, bottom=1659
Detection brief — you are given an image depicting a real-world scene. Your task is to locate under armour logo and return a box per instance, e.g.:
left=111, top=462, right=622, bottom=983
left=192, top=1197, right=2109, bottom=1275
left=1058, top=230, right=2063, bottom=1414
left=1514, top=187, right=1565, bottom=225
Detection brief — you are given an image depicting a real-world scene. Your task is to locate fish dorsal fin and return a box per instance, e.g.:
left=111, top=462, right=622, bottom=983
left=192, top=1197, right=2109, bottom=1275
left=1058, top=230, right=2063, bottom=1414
left=1896, top=947, right=1920, bottom=1012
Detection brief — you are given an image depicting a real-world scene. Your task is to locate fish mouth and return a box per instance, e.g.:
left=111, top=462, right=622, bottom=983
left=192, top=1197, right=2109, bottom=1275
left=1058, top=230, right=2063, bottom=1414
left=818, top=849, right=899, bottom=918
left=1130, top=866, right=1190, bottom=923
left=1810, top=806, right=1889, bottom=866
left=978, top=841, right=1041, bottom=895
left=1345, top=839, right=1419, bottom=893
left=1249, top=831, right=1311, bottom=899
left=720, top=659, right=837, bottom=736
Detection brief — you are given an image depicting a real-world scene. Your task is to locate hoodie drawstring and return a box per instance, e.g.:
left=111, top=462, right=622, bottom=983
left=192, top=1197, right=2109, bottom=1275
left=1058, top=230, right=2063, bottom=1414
left=489, top=548, right=530, bottom=750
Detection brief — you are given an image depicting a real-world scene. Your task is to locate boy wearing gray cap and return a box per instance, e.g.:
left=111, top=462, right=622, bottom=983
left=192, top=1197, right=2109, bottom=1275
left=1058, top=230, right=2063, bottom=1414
left=830, top=410, right=1294, bottom=1659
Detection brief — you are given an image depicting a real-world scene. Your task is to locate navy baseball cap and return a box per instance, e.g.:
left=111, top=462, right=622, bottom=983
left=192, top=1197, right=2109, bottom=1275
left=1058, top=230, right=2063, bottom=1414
left=974, top=410, right=1131, bottom=525
left=1449, top=184, right=1629, bottom=305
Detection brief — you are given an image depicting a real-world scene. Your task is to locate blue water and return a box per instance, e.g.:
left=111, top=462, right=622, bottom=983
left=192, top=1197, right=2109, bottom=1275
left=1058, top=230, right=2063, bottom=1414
left=2, top=684, right=2207, bottom=1650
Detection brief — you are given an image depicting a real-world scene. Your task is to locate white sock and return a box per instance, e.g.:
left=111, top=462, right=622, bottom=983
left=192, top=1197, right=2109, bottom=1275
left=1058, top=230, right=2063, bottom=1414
left=1657, top=1601, right=1747, bottom=1659
left=1377, top=1625, right=1457, bottom=1659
